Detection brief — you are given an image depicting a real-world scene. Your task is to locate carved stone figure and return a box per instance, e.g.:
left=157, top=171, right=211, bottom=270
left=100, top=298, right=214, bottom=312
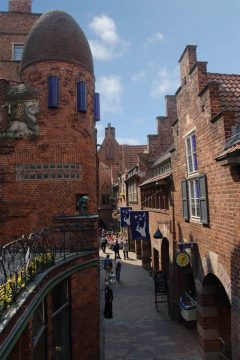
left=0, top=83, right=39, bottom=138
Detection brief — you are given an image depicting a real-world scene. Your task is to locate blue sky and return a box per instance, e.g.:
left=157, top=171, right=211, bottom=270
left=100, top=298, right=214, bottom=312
left=2, top=0, right=240, bottom=144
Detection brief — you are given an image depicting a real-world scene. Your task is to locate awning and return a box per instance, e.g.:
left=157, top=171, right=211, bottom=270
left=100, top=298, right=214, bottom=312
left=139, top=171, right=172, bottom=187
left=216, top=143, right=240, bottom=165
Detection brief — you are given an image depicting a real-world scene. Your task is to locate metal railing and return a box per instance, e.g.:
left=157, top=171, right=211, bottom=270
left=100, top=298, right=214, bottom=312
left=0, top=224, right=97, bottom=319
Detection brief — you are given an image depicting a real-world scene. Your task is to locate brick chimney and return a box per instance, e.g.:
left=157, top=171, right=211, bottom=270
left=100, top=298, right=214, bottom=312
left=105, top=123, right=116, bottom=139
left=9, top=0, right=32, bottom=13
left=179, top=45, right=197, bottom=85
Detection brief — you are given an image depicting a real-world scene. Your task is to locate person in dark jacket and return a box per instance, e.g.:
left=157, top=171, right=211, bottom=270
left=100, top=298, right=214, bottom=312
left=104, top=282, right=113, bottom=318
left=113, top=240, right=120, bottom=260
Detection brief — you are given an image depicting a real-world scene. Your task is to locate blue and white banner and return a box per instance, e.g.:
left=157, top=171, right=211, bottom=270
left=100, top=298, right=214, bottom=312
left=130, top=211, right=150, bottom=240
left=120, top=207, right=132, bottom=227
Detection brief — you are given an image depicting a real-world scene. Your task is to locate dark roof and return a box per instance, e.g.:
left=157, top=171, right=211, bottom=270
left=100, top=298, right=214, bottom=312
left=208, top=73, right=240, bottom=112
left=139, top=171, right=172, bottom=187
left=20, top=10, right=94, bottom=74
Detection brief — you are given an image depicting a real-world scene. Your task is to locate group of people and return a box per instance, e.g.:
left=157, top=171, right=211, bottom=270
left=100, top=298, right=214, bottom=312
left=102, top=232, right=130, bottom=319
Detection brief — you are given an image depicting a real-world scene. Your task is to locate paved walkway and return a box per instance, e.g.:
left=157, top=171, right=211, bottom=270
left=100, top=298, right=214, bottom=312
left=100, top=249, right=202, bottom=360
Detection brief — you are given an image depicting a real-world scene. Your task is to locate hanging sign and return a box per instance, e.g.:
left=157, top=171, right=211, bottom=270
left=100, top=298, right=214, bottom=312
left=130, top=211, right=150, bottom=240
left=120, top=207, right=132, bottom=227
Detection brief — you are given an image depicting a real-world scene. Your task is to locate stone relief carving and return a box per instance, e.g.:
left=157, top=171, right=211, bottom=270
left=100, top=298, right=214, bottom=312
left=0, top=84, right=39, bottom=138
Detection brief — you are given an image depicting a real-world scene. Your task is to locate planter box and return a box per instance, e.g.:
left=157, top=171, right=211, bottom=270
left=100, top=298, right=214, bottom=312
left=179, top=292, right=197, bottom=322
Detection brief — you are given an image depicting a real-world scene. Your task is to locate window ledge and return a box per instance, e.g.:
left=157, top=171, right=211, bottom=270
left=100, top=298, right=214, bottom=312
left=187, top=172, right=200, bottom=179
left=189, top=217, right=201, bottom=224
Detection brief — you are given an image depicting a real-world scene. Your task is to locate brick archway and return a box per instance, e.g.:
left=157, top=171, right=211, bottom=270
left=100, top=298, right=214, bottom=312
left=198, top=273, right=231, bottom=360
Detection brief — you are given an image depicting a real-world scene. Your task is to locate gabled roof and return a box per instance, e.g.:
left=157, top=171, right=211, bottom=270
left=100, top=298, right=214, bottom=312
left=208, top=73, right=240, bottom=112
left=120, top=145, right=147, bottom=171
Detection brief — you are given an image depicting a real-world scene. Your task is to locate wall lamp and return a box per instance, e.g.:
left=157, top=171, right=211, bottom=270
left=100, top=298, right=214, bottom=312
left=153, top=221, right=170, bottom=239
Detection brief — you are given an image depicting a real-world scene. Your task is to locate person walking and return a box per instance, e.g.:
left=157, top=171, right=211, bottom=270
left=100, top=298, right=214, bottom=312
left=123, top=239, right=129, bottom=259
left=104, top=254, right=113, bottom=280
left=104, top=282, right=113, bottom=318
left=115, top=256, right=122, bottom=282
left=101, top=236, right=107, bottom=253
left=113, top=240, right=120, bottom=260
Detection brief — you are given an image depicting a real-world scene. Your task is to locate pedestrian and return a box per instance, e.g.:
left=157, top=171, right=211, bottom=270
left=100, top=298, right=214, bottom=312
left=101, top=236, right=107, bottom=253
left=123, top=239, right=129, bottom=259
left=104, top=254, right=112, bottom=280
left=104, top=282, right=113, bottom=318
left=113, top=240, right=120, bottom=260
left=115, top=256, right=122, bottom=282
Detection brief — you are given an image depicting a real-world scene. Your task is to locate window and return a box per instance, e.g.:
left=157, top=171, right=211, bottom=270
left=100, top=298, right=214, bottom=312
left=52, top=280, right=70, bottom=360
left=189, top=178, right=200, bottom=219
left=13, top=44, right=24, bottom=61
left=48, top=76, right=59, bottom=108
left=77, top=81, right=87, bottom=112
left=102, top=194, right=110, bottom=205
left=181, top=174, right=209, bottom=224
left=186, top=132, right=198, bottom=174
left=128, top=178, right=137, bottom=203
left=32, top=302, right=46, bottom=360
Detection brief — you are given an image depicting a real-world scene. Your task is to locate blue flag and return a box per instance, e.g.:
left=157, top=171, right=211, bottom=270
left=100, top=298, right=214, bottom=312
left=130, top=211, right=150, bottom=240
left=120, top=207, right=132, bottom=227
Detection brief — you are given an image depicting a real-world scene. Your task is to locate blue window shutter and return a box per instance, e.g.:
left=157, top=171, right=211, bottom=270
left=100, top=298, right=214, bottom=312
left=94, top=93, right=100, bottom=121
left=181, top=179, right=189, bottom=220
left=48, top=76, right=59, bottom=108
left=77, top=81, right=87, bottom=112
left=199, top=174, right=209, bottom=225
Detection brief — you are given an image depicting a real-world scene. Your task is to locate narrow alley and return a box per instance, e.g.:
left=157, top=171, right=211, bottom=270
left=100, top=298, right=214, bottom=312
left=100, top=249, right=202, bottom=360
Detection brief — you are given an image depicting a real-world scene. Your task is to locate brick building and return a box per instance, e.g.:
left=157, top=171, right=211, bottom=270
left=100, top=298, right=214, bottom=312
left=0, top=1, right=98, bottom=241
left=117, top=46, right=240, bottom=360
left=98, top=123, right=147, bottom=229
left=0, top=1, right=100, bottom=358
left=171, top=45, right=240, bottom=360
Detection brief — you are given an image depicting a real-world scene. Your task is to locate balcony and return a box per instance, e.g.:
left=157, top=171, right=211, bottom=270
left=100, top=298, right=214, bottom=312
left=0, top=222, right=99, bottom=359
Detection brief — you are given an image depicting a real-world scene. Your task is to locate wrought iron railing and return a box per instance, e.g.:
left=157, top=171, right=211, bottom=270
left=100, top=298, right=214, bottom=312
left=0, top=224, right=97, bottom=319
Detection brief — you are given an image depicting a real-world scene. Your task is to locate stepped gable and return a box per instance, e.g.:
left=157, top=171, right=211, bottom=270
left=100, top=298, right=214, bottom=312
left=20, top=10, right=94, bottom=74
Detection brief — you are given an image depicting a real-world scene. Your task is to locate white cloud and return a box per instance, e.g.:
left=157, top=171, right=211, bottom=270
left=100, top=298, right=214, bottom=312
left=96, top=75, right=123, bottom=114
left=89, top=15, right=119, bottom=44
left=131, top=70, right=146, bottom=82
left=116, top=137, right=140, bottom=145
left=150, top=66, right=180, bottom=99
left=144, top=32, right=165, bottom=48
left=89, top=15, right=129, bottom=60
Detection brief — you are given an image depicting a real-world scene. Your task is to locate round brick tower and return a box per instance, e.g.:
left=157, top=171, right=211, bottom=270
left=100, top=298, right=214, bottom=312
left=0, top=10, right=98, bottom=240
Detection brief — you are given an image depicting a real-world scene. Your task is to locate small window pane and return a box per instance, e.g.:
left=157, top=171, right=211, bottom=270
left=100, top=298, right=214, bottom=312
left=13, top=44, right=24, bottom=61
left=191, top=134, right=196, bottom=152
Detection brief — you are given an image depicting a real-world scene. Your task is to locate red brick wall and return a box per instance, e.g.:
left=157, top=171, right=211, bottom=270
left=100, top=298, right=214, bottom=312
left=0, top=11, right=40, bottom=82
left=0, top=61, right=97, bottom=242
left=173, top=46, right=240, bottom=358
left=70, top=266, right=100, bottom=360
left=9, top=0, right=32, bottom=13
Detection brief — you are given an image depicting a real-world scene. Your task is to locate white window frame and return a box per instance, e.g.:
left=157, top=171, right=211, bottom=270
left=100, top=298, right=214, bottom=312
left=188, top=178, right=200, bottom=220
left=13, top=43, right=24, bottom=61
left=185, top=132, right=198, bottom=175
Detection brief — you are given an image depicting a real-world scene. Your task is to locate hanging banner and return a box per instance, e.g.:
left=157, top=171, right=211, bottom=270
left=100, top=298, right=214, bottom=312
left=130, top=211, right=150, bottom=240
left=120, top=207, right=132, bottom=227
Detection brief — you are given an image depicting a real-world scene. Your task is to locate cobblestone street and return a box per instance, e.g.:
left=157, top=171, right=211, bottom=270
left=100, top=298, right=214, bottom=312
left=100, top=249, right=202, bottom=360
